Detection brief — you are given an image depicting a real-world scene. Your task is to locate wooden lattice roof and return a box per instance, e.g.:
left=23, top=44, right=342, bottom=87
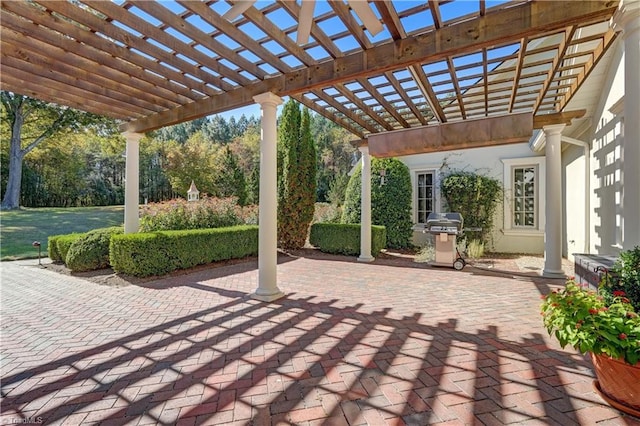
left=0, top=1, right=620, bottom=136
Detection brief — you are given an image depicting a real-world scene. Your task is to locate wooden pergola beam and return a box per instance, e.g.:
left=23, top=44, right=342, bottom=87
left=363, top=109, right=587, bottom=157
left=368, top=112, right=534, bottom=157
left=122, top=0, right=617, bottom=132
left=532, top=109, right=586, bottom=128
left=26, top=0, right=232, bottom=93
left=557, top=29, right=617, bottom=111
left=81, top=0, right=252, bottom=86
left=2, top=2, right=220, bottom=99
left=0, top=28, right=182, bottom=110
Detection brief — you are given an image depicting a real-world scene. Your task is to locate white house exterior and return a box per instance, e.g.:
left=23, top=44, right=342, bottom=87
left=400, top=142, right=546, bottom=254
left=389, top=3, right=639, bottom=266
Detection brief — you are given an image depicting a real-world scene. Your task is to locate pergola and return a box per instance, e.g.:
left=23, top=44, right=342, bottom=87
left=2, top=0, right=637, bottom=300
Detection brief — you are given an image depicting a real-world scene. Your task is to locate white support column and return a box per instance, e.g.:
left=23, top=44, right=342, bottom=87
left=252, top=92, right=284, bottom=302
left=543, top=124, right=565, bottom=278
left=358, top=145, right=374, bottom=262
left=123, top=132, right=142, bottom=234
left=615, top=0, right=640, bottom=249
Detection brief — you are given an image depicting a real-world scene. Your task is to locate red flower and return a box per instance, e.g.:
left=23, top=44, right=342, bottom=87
left=589, top=308, right=599, bottom=315
left=619, top=333, right=627, bottom=340
left=613, top=290, right=627, bottom=297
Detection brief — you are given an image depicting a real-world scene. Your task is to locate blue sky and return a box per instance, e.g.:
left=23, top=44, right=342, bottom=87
left=219, top=104, right=262, bottom=121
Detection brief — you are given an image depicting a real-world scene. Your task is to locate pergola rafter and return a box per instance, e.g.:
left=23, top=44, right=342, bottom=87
left=0, top=0, right=619, bottom=136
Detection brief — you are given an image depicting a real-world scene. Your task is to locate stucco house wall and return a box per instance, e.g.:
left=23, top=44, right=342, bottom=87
left=561, top=143, right=589, bottom=260
left=399, top=143, right=545, bottom=254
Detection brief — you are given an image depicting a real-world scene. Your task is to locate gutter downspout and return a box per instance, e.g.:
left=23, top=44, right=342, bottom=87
left=562, top=136, right=591, bottom=253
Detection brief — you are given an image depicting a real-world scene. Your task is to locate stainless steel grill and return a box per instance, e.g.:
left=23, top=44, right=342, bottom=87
left=425, top=212, right=465, bottom=270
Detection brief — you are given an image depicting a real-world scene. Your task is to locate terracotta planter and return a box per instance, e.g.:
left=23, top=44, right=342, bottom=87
left=591, top=353, right=640, bottom=418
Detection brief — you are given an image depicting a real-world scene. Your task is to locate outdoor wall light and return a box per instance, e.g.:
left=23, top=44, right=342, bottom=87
left=379, top=169, right=387, bottom=186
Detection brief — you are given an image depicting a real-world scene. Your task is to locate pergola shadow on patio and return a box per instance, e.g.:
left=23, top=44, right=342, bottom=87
left=4, top=0, right=639, bottom=296
left=1, top=256, right=635, bottom=425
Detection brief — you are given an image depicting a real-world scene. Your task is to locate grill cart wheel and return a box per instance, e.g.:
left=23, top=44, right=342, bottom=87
left=453, top=258, right=465, bottom=271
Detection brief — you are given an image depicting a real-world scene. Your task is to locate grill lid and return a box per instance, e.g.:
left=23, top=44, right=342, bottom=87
left=426, top=212, right=463, bottom=232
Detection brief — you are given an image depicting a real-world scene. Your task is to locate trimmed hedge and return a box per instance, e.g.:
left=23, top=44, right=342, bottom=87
left=110, top=225, right=259, bottom=277
left=309, top=223, right=386, bottom=256
left=66, top=227, right=123, bottom=272
left=49, top=233, right=85, bottom=263
left=48, top=235, right=64, bottom=262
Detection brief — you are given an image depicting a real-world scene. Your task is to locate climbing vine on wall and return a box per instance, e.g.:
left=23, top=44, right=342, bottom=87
left=440, top=170, right=502, bottom=245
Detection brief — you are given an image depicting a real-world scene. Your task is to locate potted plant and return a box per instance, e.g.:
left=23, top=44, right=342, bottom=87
left=541, top=246, right=640, bottom=417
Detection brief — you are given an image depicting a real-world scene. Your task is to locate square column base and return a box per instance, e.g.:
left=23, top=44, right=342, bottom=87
left=251, top=291, right=285, bottom=302
left=358, top=255, right=375, bottom=263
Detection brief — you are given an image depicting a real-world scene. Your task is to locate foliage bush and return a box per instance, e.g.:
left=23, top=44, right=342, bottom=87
left=47, top=234, right=64, bottom=262
left=309, top=223, right=386, bottom=256
left=139, top=196, right=249, bottom=232
left=327, top=174, right=350, bottom=207
left=65, top=226, right=123, bottom=272
left=342, top=158, right=413, bottom=249
left=600, top=246, right=640, bottom=312
left=313, top=202, right=342, bottom=224
left=49, top=233, right=85, bottom=263
left=466, top=239, right=485, bottom=259
left=440, top=170, right=502, bottom=244
left=415, top=242, right=435, bottom=263
left=110, top=225, right=258, bottom=277
left=214, top=146, right=247, bottom=205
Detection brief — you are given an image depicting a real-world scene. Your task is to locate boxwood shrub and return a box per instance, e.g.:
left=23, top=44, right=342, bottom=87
left=110, top=225, right=258, bottom=277
left=66, top=227, right=123, bottom=272
left=49, top=233, right=86, bottom=263
left=48, top=234, right=64, bottom=262
left=309, top=223, right=386, bottom=256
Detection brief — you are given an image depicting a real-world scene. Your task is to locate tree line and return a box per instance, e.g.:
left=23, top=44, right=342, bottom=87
left=1, top=93, right=357, bottom=209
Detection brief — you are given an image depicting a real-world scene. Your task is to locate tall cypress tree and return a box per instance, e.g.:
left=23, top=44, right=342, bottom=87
left=277, top=100, right=316, bottom=249
left=298, top=109, right=317, bottom=230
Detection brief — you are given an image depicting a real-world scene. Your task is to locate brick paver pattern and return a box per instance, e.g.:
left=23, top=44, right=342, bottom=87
left=1, top=255, right=638, bottom=425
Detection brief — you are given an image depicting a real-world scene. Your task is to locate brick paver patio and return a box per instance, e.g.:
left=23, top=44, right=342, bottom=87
left=1, top=254, right=638, bottom=425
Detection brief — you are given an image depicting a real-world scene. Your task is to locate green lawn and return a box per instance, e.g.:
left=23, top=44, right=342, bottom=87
left=0, top=206, right=124, bottom=260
